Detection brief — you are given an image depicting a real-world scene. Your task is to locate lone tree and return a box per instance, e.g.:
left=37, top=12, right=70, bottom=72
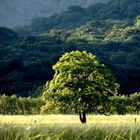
left=42, top=51, right=119, bottom=123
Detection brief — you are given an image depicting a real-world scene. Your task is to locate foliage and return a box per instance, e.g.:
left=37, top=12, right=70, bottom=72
left=129, top=92, right=140, bottom=114
left=0, top=95, right=45, bottom=115
left=0, top=93, right=140, bottom=115
left=1, top=16, right=140, bottom=96
left=110, top=92, right=140, bottom=115
left=16, top=0, right=140, bottom=35
left=42, top=51, right=119, bottom=120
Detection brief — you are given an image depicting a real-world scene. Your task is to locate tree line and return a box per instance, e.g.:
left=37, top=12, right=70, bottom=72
left=0, top=93, right=139, bottom=115
left=0, top=95, right=44, bottom=115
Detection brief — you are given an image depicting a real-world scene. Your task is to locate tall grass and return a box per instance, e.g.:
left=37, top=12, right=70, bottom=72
left=0, top=115, right=140, bottom=140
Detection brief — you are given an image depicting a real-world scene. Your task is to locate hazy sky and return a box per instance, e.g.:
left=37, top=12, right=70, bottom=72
left=0, top=0, right=108, bottom=28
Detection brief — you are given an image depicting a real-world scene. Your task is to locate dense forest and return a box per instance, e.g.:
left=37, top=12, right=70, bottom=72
left=0, top=0, right=140, bottom=97
left=16, top=0, right=140, bottom=36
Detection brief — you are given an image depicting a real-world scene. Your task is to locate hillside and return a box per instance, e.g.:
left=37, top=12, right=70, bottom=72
left=0, top=0, right=140, bottom=96
left=0, top=16, right=140, bottom=96
left=16, top=0, right=140, bottom=36
left=0, top=0, right=108, bottom=28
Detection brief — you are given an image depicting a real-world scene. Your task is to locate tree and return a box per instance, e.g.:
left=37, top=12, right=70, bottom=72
left=130, top=92, right=140, bottom=114
left=42, top=51, right=119, bottom=123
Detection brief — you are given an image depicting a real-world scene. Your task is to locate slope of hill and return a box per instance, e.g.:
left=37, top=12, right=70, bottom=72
left=0, top=17, right=140, bottom=96
left=15, top=0, right=140, bottom=36
left=0, top=0, right=108, bottom=28
left=0, top=27, right=18, bottom=45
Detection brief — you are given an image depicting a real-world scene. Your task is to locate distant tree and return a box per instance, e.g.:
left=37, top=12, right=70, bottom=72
left=42, top=51, right=119, bottom=123
left=110, top=95, right=129, bottom=115
left=130, top=92, right=140, bottom=114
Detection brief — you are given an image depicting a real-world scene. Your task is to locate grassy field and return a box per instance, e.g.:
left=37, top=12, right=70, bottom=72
left=0, top=115, right=140, bottom=140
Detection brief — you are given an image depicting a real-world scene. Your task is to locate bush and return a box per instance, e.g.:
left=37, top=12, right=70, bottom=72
left=0, top=94, right=45, bottom=115
left=0, top=93, right=140, bottom=115
left=110, top=93, right=140, bottom=115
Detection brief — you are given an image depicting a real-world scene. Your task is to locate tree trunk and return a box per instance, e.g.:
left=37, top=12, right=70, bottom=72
left=79, top=111, right=86, bottom=123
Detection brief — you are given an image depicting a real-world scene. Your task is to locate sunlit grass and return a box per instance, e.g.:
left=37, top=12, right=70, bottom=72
left=0, top=115, right=140, bottom=140
left=0, top=114, right=140, bottom=125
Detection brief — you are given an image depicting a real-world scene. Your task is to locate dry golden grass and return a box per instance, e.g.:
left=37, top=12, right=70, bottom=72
left=0, top=115, right=140, bottom=140
left=0, top=114, right=139, bottom=125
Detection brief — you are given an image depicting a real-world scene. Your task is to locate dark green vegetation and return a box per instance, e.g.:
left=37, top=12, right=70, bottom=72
left=0, top=92, right=140, bottom=115
left=0, top=18, right=140, bottom=96
left=16, top=0, right=140, bottom=35
left=0, top=95, right=44, bottom=115
left=0, top=0, right=140, bottom=97
left=42, top=51, right=118, bottom=123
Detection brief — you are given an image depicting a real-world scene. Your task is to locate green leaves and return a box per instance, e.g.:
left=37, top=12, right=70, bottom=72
left=43, top=51, right=119, bottom=114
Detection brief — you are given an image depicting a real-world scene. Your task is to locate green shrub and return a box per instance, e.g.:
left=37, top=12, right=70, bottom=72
left=0, top=95, right=45, bottom=115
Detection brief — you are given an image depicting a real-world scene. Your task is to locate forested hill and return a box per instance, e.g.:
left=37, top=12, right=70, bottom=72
left=0, top=0, right=140, bottom=97
left=0, top=0, right=107, bottom=28
left=0, top=27, right=18, bottom=45
left=0, top=16, right=140, bottom=96
left=16, top=0, right=140, bottom=36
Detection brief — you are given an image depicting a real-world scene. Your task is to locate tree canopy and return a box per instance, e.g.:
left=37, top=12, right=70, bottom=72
left=42, top=51, right=119, bottom=123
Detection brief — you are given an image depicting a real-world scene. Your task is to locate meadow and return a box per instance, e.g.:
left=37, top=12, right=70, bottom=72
left=0, top=115, right=140, bottom=140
